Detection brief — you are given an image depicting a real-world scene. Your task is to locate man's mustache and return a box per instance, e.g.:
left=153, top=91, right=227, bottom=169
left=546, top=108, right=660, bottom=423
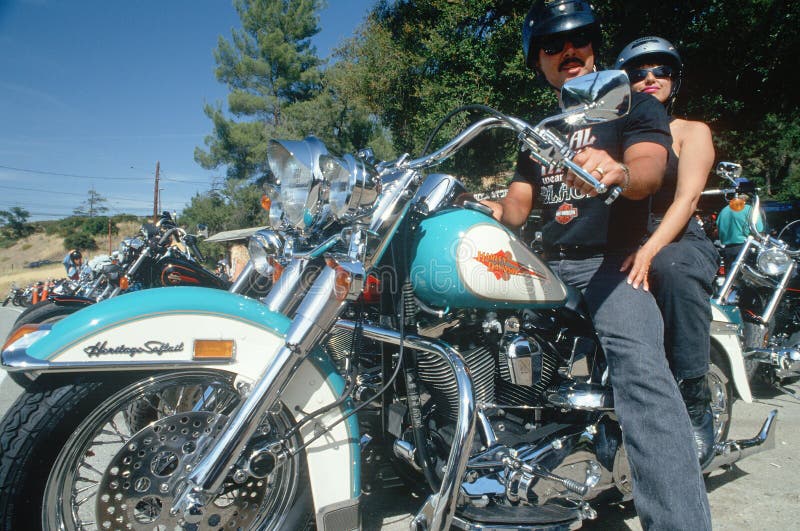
left=559, top=58, right=584, bottom=70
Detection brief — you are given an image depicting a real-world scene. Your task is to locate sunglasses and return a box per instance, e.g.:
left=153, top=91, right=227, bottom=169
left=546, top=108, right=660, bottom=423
left=627, top=65, right=674, bottom=83
left=540, top=30, right=594, bottom=56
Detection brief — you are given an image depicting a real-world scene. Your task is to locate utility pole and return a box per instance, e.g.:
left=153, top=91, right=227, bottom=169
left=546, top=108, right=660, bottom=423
left=108, top=218, right=112, bottom=254
left=153, top=161, right=160, bottom=223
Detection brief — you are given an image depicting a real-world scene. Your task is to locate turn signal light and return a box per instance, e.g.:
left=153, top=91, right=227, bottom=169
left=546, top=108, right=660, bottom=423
left=119, top=276, right=130, bottom=291
left=270, top=258, right=284, bottom=283
left=260, top=194, right=271, bottom=213
left=326, top=257, right=353, bottom=301
left=193, top=339, right=235, bottom=360
left=2, top=324, right=42, bottom=352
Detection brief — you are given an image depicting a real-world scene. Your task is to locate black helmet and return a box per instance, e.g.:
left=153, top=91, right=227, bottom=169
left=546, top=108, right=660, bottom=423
left=522, top=0, right=601, bottom=69
left=70, top=250, right=82, bottom=261
left=615, top=36, right=683, bottom=108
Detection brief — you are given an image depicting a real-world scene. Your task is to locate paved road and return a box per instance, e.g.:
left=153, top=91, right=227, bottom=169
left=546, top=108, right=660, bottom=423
left=1, top=306, right=798, bottom=529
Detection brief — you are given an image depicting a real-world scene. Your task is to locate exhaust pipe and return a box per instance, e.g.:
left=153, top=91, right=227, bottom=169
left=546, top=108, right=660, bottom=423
left=705, top=409, right=777, bottom=472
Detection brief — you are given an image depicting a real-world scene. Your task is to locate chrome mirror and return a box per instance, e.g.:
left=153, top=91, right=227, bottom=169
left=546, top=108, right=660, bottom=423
left=716, top=161, right=743, bottom=185
left=558, top=70, right=631, bottom=125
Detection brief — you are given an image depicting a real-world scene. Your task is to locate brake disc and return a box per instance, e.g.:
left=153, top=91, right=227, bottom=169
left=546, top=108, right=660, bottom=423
left=95, top=410, right=268, bottom=529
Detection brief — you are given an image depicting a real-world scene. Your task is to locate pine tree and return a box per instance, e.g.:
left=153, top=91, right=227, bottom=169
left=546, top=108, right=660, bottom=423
left=195, top=0, right=324, bottom=181
left=73, top=188, right=109, bottom=217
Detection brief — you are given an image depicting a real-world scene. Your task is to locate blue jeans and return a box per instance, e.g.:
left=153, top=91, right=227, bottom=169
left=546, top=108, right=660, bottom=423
left=550, top=254, right=712, bottom=531
left=649, top=221, right=719, bottom=380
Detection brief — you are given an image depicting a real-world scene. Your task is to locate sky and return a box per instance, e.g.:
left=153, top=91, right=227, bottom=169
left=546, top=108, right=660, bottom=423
left=0, top=0, right=376, bottom=221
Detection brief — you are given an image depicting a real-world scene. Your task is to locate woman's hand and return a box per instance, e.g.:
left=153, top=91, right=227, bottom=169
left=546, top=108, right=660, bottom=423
left=620, top=242, right=661, bottom=291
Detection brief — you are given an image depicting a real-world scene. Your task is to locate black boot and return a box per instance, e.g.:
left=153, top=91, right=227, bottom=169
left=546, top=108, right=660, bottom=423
left=679, top=376, right=716, bottom=469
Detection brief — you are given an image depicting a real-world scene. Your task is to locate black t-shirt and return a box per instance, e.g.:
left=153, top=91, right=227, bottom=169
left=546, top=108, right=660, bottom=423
left=514, top=92, right=671, bottom=250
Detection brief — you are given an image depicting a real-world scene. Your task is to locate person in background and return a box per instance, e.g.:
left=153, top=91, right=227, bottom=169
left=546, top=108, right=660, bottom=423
left=616, top=36, right=720, bottom=467
left=482, top=2, right=711, bottom=528
left=62, top=249, right=83, bottom=280
left=717, top=192, right=765, bottom=267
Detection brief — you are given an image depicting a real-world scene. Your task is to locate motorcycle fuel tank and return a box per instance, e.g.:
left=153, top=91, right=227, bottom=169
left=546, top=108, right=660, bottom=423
left=411, top=208, right=567, bottom=310
left=157, top=256, right=230, bottom=290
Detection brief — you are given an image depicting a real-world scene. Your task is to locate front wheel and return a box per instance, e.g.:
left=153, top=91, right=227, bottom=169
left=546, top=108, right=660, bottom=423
left=708, top=348, right=733, bottom=444
left=0, top=371, right=312, bottom=530
left=11, top=300, right=84, bottom=334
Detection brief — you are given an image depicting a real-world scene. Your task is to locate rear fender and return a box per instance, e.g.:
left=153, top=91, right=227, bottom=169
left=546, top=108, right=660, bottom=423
left=710, top=301, right=752, bottom=402
left=1, top=287, right=360, bottom=525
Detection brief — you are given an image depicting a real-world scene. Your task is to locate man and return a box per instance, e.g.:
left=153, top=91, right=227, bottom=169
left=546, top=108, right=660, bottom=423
left=482, top=2, right=712, bottom=529
left=717, top=191, right=764, bottom=267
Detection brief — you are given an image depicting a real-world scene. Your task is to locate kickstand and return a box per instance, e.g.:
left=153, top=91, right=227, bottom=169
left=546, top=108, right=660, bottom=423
left=774, top=383, right=800, bottom=402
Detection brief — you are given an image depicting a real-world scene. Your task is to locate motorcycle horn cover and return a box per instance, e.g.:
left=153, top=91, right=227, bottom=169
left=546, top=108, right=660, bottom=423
left=522, top=0, right=600, bottom=69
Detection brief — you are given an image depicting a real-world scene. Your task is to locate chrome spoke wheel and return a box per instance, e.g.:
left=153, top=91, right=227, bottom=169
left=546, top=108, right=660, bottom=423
left=42, top=371, right=303, bottom=530
left=707, top=359, right=732, bottom=444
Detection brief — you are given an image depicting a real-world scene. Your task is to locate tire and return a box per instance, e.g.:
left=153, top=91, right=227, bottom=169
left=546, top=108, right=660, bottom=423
left=0, top=370, right=312, bottom=530
left=708, top=348, right=733, bottom=444
left=11, top=300, right=84, bottom=334
left=2, top=297, right=9, bottom=307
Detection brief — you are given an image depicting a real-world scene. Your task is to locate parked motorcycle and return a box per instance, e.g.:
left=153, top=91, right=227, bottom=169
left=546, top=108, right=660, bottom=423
left=2, top=284, right=24, bottom=307
left=0, top=71, right=775, bottom=530
left=710, top=162, right=800, bottom=394
left=9, top=214, right=227, bottom=335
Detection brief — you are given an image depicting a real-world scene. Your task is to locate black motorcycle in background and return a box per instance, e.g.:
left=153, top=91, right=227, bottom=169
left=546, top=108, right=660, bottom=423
left=9, top=213, right=227, bottom=333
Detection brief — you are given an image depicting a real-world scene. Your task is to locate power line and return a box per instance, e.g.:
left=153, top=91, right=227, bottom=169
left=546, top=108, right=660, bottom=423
left=0, top=164, right=147, bottom=182
left=0, top=164, right=215, bottom=185
left=0, top=184, right=152, bottom=205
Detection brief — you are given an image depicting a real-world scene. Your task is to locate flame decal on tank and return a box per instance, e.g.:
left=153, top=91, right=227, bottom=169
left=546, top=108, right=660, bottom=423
left=475, top=250, right=547, bottom=281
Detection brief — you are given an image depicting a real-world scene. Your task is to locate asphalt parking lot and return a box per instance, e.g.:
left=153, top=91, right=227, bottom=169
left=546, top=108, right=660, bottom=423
left=1, top=306, right=798, bottom=529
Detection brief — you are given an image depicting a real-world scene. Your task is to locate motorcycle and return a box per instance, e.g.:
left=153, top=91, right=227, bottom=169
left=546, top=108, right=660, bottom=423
left=2, top=284, right=24, bottom=307
left=710, top=162, right=800, bottom=394
left=0, top=71, right=776, bottom=530
left=8, top=214, right=230, bottom=335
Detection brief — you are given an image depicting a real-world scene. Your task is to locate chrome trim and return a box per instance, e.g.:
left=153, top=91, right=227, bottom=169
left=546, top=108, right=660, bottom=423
left=174, top=266, right=346, bottom=516
left=336, top=320, right=476, bottom=531
left=411, top=173, right=468, bottom=215
left=547, top=382, right=614, bottom=411
left=229, top=261, right=255, bottom=294
left=710, top=321, right=740, bottom=335
left=316, top=497, right=361, bottom=531
left=450, top=515, right=578, bottom=530
left=714, top=237, right=757, bottom=305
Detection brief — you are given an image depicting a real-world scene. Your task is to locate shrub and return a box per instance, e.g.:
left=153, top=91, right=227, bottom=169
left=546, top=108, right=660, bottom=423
left=63, top=232, right=98, bottom=252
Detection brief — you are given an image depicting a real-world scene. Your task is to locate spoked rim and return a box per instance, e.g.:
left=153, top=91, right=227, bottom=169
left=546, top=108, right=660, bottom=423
left=42, top=371, right=302, bottom=530
left=707, top=366, right=730, bottom=443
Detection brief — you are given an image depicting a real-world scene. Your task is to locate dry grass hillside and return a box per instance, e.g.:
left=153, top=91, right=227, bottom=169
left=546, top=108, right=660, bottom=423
left=0, top=221, right=140, bottom=297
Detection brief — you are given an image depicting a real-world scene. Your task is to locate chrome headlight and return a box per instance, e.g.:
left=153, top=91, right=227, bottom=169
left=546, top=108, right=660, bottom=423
left=248, top=230, right=284, bottom=276
left=757, top=248, right=791, bottom=276
left=267, top=137, right=328, bottom=229
left=321, top=154, right=379, bottom=219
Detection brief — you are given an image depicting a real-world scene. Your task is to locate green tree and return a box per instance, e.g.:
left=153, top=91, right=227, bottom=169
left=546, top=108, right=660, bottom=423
left=341, top=0, right=798, bottom=196
left=0, top=206, right=35, bottom=239
left=73, top=188, right=109, bottom=217
left=195, top=0, right=325, bottom=181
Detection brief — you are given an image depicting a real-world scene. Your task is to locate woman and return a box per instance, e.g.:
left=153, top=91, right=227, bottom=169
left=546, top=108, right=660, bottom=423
left=616, top=37, right=720, bottom=467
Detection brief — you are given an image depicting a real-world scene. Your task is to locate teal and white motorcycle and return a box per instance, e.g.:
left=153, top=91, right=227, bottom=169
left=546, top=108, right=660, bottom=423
left=0, top=72, right=775, bottom=531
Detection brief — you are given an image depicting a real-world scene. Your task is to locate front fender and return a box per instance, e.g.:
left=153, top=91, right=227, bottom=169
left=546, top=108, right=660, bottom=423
left=2, top=287, right=360, bottom=524
left=710, top=301, right=752, bottom=403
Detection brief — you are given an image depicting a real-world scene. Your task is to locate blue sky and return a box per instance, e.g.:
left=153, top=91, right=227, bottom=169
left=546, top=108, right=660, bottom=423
left=0, top=0, right=376, bottom=220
